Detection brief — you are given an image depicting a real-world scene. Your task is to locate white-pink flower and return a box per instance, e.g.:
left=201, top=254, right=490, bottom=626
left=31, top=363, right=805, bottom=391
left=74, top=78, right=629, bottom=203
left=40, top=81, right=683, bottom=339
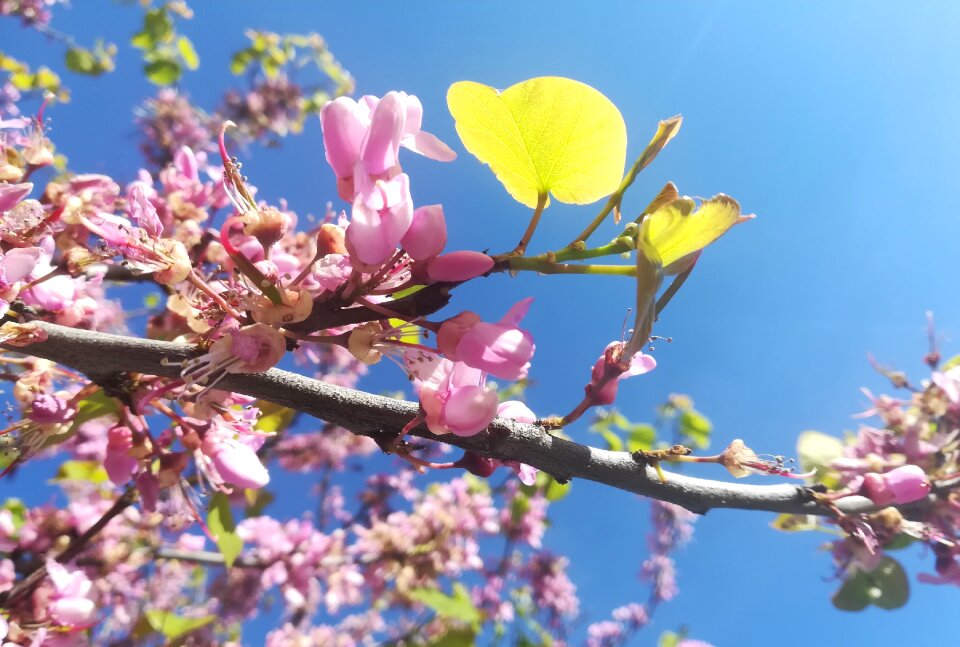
left=46, top=558, right=96, bottom=626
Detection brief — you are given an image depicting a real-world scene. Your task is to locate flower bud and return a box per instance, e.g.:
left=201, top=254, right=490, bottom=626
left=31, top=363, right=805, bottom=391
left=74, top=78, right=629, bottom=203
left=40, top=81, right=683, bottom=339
left=861, top=465, right=931, bottom=505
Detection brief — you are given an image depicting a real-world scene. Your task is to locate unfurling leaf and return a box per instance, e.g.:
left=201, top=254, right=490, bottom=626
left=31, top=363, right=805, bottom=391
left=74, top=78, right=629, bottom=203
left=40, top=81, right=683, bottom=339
left=448, top=77, right=626, bottom=208
left=641, top=194, right=745, bottom=274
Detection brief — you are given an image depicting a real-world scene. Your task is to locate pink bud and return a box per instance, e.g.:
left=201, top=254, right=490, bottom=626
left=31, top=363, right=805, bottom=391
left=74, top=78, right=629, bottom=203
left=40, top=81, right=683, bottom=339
left=427, top=251, right=494, bottom=283
left=402, top=204, right=447, bottom=261
left=212, top=440, right=270, bottom=489
left=862, top=465, right=931, bottom=505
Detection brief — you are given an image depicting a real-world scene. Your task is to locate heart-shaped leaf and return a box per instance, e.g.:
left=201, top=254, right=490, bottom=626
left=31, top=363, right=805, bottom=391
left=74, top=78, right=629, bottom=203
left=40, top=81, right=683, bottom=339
left=641, top=194, right=745, bottom=274
left=448, top=77, right=626, bottom=208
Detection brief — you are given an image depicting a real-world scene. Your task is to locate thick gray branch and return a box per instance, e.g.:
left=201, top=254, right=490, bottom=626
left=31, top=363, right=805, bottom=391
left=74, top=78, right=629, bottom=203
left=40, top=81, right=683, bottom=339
left=4, top=321, right=879, bottom=517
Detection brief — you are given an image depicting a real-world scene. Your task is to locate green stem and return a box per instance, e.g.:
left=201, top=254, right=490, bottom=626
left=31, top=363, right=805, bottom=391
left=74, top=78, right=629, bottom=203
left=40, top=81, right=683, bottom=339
left=502, top=192, right=547, bottom=258
left=654, top=260, right=697, bottom=316
left=504, top=257, right=637, bottom=276
left=563, top=116, right=682, bottom=250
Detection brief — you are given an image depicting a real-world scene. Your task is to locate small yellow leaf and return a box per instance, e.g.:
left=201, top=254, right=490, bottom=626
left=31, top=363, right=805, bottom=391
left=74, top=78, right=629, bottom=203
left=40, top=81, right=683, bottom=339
left=641, top=194, right=745, bottom=274
left=447, top=77, right=627, bottom=208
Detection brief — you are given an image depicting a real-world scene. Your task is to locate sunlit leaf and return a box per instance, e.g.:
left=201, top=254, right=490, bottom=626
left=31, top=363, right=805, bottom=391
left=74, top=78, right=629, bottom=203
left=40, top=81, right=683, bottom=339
left=941, top=354, right=960, bottom=371
left=448, top=77, right=626, bottom=208
left=409, top=583, right=482, bottom=629
left=832, top=556, right=909, bottom=611
left=626, top=423, right=656, bottom=452
left=796, top=430, right=843, bottom=481
left=770, top=513, right=818, bottom=532
left=177, top=36, right=200, bottom=70
left=145, top=59, right=181, bottom=85
left=641, top=194, right=744, bottom=274
left=678, top=409, right=712, bottom=449
left=425, top=628, right=477, bottom=647
left=207, top=492, right=243, bottom=568
left=145, top=610, right=216, bottom=640
left=65, top=48, right=98, bottom=75
left=52, top=460, right=109, bottom=484
left=255, top=400, right=296, bottom=434
left=243, top=488, right=275, bottom=517
left=72, top=390, right=120, bottom=429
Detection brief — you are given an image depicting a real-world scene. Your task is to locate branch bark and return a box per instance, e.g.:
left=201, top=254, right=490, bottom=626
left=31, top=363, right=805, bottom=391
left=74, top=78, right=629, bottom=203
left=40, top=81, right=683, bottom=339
left=3, top=321, right=886, bottom=517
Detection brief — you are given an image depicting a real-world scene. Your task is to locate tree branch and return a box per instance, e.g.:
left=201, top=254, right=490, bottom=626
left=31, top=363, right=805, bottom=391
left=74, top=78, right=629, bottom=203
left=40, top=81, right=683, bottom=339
left=2, top=321, right=893, bottom=517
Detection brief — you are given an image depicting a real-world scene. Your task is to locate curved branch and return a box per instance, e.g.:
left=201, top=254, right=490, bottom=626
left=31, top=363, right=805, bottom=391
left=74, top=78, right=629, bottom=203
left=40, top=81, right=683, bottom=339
left=3, top=321, right=886, bottom=517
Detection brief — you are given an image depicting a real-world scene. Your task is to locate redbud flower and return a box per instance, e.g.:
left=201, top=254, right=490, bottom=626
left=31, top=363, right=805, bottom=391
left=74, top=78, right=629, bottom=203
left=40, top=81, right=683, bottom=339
left=408, top=355, right=498, bottom=437
left=585, top=341, right=657, bottom=407
left=46, top=558, right=96, bottom=626
left=933, top=366, right=960, bottom=404
left=173, top=323, right=286, bottom=392
left=861, top=465, right=931, bottom=505
left=0, top=246, right=41, bottom=317
left=438, top=298, right=536, bottom=381
left=346, top=172, right=413, bottom=268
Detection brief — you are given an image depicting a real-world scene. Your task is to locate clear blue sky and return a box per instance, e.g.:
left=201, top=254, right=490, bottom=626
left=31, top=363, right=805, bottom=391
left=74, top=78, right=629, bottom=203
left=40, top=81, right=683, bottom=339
left=4, top=1, right=960, bottom=644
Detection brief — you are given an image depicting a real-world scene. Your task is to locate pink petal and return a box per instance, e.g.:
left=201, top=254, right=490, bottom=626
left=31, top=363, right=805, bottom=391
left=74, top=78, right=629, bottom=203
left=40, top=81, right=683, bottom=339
left=498, top=400, right=536, bottom=424
left=0, top=182, right=32, bottom=212
left=443, top=385, right=499, bottom=436
left=361, top=92, right=405, bottom=175
left=405, top=131, right=457, bottom=162
left=457, top=324, right=533, bottom=381
left=0, top=247, right=41, bottom=284
left=402, top=204, right=447, bottom=261
left=321, top=98, right=366, bottom=179
left=50, top=597, right=96, bottom=626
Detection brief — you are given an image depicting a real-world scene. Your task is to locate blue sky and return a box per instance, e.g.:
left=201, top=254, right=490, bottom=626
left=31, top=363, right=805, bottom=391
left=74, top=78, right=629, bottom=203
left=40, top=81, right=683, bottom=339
left=4, top=1, right=960, bottom=644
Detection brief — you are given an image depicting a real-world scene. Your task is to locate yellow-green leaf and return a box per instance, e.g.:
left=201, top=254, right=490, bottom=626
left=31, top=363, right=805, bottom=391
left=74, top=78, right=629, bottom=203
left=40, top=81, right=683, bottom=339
left=207, top=493, right=243, bottom=568
left=52, top=460, right=109, bottom=484
left=447, top=77, right=626, bottom=208
left=641, top=194, right=744, bottom=274
left=770, top=513, right=818, bottom=532
left=145, top=611, right=216, bottom=640
left=177, top=36, right=199, bottom=70
left=255, top=400, right=295, bottom=433
left=797, top=430, right=844, bottom=475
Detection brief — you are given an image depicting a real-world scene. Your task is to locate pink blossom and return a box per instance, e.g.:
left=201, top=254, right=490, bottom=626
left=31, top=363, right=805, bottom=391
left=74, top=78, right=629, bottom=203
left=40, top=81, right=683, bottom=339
left=320, top=92, right=455, bottom=201
left=127, top=183, right=162, bottom=238
left=861, top=465, right=931, bottom=505
left=46, top=558, right=96, bottom=626
left=933, top=366, right=960, bottom=404
left=407, top=355, right=498, bottom=437
left=345, top=173, right=413, bottom=267
left=585, top=341, right=657, bottom=406
left=439, top=298, right=535, bottom=381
